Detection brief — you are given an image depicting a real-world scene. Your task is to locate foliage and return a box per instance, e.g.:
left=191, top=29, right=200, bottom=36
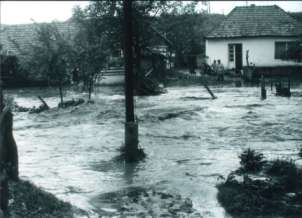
left=13, top=22, right=74, bottom=104
left=290, top=12, right=302, bottom=23
left=0, top=54, right=27, bottom=86
left=0, top=44, right=26, bottom=87
left=71, top=0, right=180, bottom=96
left=72, top=6, right=110, bottom=100
left=218, top=154, right=302, bottom=218
left=20, top=23, right=72, bottom=83
left=156, top=12, right=225, bottom=67
left=239, top=148, right=266, bottom=172
left=266, top=159, right=298, bottom=176
left=266, top=159, right=302, bottom=190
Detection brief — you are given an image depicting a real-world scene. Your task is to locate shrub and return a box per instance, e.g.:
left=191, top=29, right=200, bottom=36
left=239, top=148, right=266, bottom=172
left=299, top=146, right=302, bottom=158
left=266, top=159, right=302, bottom=190
left=266, top=159, right=297, bottom=177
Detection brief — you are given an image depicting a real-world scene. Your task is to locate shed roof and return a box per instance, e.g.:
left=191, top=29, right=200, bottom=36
left=206, top=5, right=302, bottom=39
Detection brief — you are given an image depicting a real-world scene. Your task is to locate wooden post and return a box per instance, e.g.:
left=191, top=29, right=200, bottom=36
left=261, top=75, right=266, bottom=100
left=270, top=73, right=273, bottom=91
left=38, top=96, right=49, bottom=110
left=123, top=0, right=139, bottom=161
left=201, top=75, right=217, bottom=99
left=246, top=50, right=249, bottom=67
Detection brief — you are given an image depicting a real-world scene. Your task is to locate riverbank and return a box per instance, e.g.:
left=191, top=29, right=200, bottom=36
left=8, top=179, right=86, bottom=218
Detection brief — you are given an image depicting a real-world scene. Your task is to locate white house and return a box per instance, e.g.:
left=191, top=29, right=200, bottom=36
left=205, top=5, right=302, bottom=73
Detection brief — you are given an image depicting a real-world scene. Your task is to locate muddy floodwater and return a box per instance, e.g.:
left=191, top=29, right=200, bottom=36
left=6, top=84, right=302, bottom=217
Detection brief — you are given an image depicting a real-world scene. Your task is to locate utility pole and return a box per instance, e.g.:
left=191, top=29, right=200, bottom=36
left=0, top=1, right=3, bottom=113
left=123, top=0, right=140, bottom=161
left=0, top=57, right=3, bottom=112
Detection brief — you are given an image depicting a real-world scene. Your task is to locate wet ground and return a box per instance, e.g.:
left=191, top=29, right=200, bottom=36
left=5, top=83, right=302, bottom=217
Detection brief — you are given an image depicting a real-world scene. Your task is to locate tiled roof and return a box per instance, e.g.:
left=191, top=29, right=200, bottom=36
left=206, top=5, right=302, bottom=39
left=0, top=21, right=77, bottom=55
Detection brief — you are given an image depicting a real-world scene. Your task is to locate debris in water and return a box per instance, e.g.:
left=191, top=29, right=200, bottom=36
left=91, top=186, right=202, bottom=217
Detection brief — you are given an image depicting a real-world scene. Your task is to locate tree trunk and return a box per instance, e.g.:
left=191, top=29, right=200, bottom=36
left=0, top=108, right=19, bottom=216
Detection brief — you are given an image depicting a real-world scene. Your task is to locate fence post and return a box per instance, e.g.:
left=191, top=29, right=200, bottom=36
left=261, top=75, right=266, bottom=100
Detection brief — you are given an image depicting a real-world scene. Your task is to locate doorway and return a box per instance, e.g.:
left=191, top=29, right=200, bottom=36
left=235, top=44, right=242, bottom=73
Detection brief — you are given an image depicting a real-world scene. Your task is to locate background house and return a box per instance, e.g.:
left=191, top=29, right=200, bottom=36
left=0, top=20, right=76, bottom=56
left=205, top=5, right=302, bottom=74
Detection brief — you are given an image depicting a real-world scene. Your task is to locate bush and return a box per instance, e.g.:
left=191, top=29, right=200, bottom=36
left=239, top=148, right=266, bottom=172
left=218, top=153, right=302, bottom=218
left=266, top=159, right=302, bottom=190
left=298, top=146, right=302, bottom=158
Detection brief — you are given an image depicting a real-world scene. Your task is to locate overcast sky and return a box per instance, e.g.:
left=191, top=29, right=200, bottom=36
left=0, top=1, right=302, bottom=25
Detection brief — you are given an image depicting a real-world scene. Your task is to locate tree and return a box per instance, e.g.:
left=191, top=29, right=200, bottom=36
left=74, top=1, right=177, bottom=75
left=156, top=9, right=225, bottom=68
left=16, top=22, right=73, bottom=106
left=72, top=6, right=109, bottom=101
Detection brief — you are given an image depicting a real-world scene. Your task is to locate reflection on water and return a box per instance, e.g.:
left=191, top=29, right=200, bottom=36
left=5, top=84, right=302, bottom=217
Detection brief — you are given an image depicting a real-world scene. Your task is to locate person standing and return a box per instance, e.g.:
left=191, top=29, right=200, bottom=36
left=211, top=60, right=217, bottom=75
left=217, top=59, right=224, bottom=81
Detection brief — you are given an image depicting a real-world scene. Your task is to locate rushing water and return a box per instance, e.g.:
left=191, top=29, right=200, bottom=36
left=5, top=84, right=302, bottom=217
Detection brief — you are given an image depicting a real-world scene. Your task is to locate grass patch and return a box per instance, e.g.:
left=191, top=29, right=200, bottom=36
left=8, top=180, right=86, bottom=218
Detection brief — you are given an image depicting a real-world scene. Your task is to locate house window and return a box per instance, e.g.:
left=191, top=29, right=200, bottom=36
left=275, top=41, right=300, bottom=60
left=228, top=44, right=234, bottom=62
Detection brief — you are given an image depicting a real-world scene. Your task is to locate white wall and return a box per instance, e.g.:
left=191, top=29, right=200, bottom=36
left=205, top=37, right=302, bottom=69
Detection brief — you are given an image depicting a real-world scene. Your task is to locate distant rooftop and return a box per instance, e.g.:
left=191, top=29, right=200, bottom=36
left=0, top=21, right=76, bottom=55
left=206, top=5, right=302, bottom=39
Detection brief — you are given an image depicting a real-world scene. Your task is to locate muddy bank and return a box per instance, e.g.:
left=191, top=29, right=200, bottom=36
left=8, top=180, right=86, bottom=218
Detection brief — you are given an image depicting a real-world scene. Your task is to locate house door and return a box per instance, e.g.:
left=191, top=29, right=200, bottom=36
left=235, top=44, right=242, bottom=73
